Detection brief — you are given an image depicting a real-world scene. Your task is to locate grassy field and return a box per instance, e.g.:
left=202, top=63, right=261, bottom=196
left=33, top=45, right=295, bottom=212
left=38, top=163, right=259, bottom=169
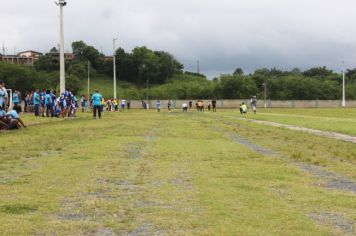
left=0, top=109, right=355, bottom=235
left=233, top=108, right=356, bottom=136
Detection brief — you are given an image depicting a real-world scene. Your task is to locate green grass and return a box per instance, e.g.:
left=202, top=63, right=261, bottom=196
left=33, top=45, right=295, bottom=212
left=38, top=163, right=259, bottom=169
left=0, top=109, right=355, bottom=235
left=236, top=108, right=356, bottom=135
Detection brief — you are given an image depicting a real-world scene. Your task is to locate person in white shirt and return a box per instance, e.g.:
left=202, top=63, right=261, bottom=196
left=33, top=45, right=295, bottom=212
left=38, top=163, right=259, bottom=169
left=0, top=80, right=8, bottom=111
left=121, top=99, right=126, bottom=110
left=182, top=103, right=188, bottom=112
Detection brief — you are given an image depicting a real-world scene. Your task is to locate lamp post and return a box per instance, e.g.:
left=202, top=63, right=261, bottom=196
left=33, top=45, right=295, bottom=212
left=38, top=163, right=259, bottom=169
left=55, top=0, right=67, bottom=94
left=342, top=61, right=346, bottom=107
left=146, top=78, right=149, bottom=110
left=263, top=81, right=267, bottom=109
left=113, top=38, right=118, bottom=99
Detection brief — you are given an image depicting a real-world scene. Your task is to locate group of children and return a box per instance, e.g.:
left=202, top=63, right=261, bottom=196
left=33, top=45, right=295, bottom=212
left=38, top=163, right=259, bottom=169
left=29, top=89, right=79, bottom=118
left=152, top=99, right=218, bottom=113
left=239, top=96, right=257, bottom=114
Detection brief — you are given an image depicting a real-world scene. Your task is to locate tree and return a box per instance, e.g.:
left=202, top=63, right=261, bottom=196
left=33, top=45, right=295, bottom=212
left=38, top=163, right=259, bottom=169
left=303, top=66, right=333, bottom=78
left=34, top=53, right=58, bottom=72
left=233, top=68, right=244, bottom=76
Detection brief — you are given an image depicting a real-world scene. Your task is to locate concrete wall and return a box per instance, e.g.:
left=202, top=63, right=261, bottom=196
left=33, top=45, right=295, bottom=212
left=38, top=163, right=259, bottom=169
left=126, top=100, right=356, bottom=109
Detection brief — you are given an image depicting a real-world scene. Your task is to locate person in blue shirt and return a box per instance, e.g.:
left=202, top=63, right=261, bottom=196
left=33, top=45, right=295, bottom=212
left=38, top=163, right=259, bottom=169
left=91, top=90, right=103, bottom=119
left=5, top=106, right=26, bottom=129
left=12, top=90, right=20, bottom=107
left=50, top=90, right=57, bottom=116
left=40, top=90, right=46, bottom=117
left=0, top=107, right=7, bottom=130
left=44, top=90, right=52, bottom=117
left=59, top=94, right=67, bottom=118
left=33, top=89, right=41, bottom=116
left=156, top=100, right=161, bottom=112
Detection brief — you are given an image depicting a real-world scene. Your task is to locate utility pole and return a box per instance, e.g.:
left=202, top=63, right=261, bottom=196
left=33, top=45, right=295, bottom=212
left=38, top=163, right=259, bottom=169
left=113, top=38, right=118, bottom=99
left=146, top=78, right=149, bottom=110
left=87, top=61, right=90, bottom=101
left=55, top=0, right=67, bottom=94
left=263, top=81, right=267, bottom=109
left=342, top=61, right=346, bottom=107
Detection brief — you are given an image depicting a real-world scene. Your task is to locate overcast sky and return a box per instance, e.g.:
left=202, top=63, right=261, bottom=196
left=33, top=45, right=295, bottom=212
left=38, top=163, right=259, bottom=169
left=1, top=0, right=356, bottom=78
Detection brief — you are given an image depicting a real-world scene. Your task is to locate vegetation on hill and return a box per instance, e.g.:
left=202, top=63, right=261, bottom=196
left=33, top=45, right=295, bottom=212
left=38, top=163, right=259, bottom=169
left=1, top=41, right=356, bottom=99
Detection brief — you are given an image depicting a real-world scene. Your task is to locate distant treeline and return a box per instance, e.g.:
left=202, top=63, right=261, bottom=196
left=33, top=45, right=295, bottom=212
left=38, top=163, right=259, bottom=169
left=1, top=40, right=356, bottom=100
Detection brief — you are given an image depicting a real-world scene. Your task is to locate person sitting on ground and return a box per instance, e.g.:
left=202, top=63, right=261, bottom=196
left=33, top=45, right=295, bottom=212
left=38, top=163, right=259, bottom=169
left=5, top=106, right=26, bottom=129
left=240, top=102, right=247, bottom=114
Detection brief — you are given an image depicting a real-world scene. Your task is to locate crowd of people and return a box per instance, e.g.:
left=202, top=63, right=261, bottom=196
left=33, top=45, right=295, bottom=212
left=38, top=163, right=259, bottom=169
left=1, top=78, right=259, bottom=131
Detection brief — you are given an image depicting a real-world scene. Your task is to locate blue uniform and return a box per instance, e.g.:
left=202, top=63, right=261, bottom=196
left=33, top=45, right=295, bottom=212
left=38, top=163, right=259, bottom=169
left=33, top=92, right=40, bottom=105
left=6, top=110, right=19, bottom=119
left=12, top=93, right=19, bottom=104
left=91, top=93, right=103, bottom=106
left=44, top=94, right=52, bottom=105
left=0, top=88, right=7, bottom=107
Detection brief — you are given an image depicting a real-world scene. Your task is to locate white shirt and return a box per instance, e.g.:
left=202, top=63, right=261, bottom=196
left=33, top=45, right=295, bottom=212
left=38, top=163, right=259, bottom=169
left=182, top=103, right=187, bottom=108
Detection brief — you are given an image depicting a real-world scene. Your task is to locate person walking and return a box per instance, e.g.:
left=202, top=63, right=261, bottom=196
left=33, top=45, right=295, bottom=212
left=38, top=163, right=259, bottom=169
left=251, top=96, right=257, bottom=114
left=212, top=99, right=217, bottom=112
left=156, top=100, right=161, bottom=112
left=168, top=100, right=172, bottom=112
left=92, top=90, right=103, bottom=119
left=80, top=95, right=86, bottom=112
left=121, top=99, right=126, bottom=111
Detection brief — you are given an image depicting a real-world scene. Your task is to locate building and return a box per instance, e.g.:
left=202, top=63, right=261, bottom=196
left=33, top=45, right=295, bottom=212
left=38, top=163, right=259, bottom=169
left=50, top=51, right=75, bottom=62
left=0, top=50, right=43, bottom=66
left=1, top=54, right=34, bottom=66
left=17, top=50, right=43, bottom=60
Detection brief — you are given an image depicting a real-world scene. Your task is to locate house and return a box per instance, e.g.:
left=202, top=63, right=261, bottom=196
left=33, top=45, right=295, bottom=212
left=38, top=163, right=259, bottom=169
left=17, top=50, right=43, bottom=60
left=50, top=52, right=75, bottom=61
left=0, top=50, right=43, bottom=66
left=1, top=54, right=34, bottom=66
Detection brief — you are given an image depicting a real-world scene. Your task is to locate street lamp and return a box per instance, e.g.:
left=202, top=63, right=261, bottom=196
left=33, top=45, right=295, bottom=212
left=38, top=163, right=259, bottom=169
left=146, top=78, right=149, bottom=110
left=113, top=38, right=118, bottom=99
left=87, top=61, right=90, bottom=102
left=55, top=0, right=67, bottom=94
left=263, top=81, right=267, bottom=109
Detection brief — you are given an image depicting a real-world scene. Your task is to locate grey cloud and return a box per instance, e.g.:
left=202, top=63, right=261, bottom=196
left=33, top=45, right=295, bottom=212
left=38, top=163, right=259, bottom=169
left=1, top=0, right=356, bottom=78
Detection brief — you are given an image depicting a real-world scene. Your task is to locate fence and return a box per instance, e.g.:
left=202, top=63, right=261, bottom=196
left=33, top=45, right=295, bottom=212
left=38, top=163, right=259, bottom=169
left=126, top=100, right=356, bottom=109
